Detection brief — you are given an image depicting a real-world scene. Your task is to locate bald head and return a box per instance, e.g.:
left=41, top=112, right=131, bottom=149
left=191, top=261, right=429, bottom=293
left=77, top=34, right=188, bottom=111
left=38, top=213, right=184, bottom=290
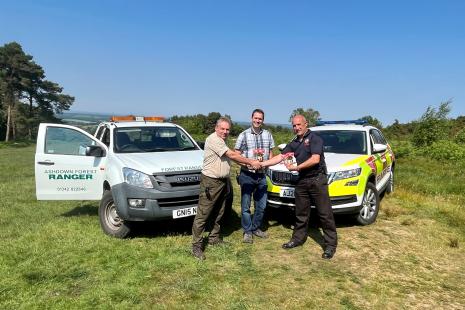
left=292, top=114, right=309, bottom=137
left=292, top=115, right=307, bottom=124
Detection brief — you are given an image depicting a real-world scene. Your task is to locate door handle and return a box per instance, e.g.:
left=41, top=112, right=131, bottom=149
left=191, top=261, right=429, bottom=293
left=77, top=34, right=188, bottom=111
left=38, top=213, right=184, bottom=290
left=38, top=161, right=55, bottom=166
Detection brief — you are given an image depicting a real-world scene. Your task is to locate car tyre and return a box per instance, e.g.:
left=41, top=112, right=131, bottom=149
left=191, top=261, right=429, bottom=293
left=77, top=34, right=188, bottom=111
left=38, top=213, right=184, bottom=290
left=99, top=190, right=131, bottom=238
left=355, top=182, right=379, bottom=225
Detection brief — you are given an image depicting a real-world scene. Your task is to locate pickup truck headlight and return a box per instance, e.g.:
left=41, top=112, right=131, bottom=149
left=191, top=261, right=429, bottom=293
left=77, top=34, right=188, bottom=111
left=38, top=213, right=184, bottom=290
left=122, top=168, right=153, bottom=188
left=328, top=168, right=361, bottom=184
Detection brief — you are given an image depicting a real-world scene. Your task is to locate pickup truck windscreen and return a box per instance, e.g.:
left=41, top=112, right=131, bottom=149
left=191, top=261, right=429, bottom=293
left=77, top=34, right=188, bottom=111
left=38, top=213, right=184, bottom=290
left=114, top=126, right=198, bottom=153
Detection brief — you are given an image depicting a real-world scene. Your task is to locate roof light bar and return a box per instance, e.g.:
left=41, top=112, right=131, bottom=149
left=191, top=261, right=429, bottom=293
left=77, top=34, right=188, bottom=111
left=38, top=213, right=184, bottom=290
left=110, top=115, right=136, bottom=122
left=316, top=120, right=367, bottom=126
left=110, top=115, right=165, bottom=122
left=143, top=116, right=165, bottom=122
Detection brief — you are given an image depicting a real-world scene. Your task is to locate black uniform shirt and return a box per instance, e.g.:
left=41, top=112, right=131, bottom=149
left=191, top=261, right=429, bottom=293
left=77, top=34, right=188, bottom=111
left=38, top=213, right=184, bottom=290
left=282, top=130, right=327, bottom=178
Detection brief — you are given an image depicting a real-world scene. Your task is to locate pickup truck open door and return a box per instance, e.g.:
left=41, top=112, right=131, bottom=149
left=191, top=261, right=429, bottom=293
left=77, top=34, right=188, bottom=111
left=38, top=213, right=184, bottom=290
left=35, top=124, right=107, bottom=200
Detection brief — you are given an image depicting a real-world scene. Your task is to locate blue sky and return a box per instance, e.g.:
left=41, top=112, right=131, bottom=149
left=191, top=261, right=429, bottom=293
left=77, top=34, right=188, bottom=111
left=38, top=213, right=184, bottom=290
left=1, top=0, right=464, bottom=126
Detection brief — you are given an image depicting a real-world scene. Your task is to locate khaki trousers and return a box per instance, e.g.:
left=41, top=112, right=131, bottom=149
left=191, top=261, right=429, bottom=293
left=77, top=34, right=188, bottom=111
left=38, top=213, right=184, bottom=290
left=192, top=174, right=229, bottom=246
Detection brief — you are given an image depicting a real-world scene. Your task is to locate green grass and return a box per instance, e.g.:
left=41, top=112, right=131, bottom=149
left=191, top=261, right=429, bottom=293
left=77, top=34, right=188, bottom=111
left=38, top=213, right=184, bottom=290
left=1, top=145, right=464, bottom=309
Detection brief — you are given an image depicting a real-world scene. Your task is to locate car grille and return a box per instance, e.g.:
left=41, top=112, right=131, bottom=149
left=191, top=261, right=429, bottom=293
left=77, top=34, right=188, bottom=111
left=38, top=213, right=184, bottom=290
left=269, top=170, right=299, bottom=186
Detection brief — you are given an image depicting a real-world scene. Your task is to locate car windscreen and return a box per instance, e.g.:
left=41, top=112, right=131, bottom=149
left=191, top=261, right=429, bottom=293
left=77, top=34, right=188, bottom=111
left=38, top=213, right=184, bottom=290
left=114, top=126, right=198, bottom=153
left=314, top=130, right=367, bottom=154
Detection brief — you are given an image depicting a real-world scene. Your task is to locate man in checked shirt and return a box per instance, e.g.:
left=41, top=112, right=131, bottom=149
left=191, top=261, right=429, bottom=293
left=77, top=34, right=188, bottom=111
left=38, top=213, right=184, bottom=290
left=235, top=108, right=275, bottom=243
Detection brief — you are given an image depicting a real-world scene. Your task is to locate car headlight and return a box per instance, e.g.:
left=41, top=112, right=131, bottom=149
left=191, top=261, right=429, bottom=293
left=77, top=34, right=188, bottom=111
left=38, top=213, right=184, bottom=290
left=265, top=168, right=272, bottom=178
left=328, top=168, right=361, bottom=184
left=122, top=167, right=153, bottom=188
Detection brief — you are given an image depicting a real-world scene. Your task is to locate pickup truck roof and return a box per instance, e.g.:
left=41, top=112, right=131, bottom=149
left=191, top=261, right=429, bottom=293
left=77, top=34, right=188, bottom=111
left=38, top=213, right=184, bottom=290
left=102, top=121, right=178, bottom=128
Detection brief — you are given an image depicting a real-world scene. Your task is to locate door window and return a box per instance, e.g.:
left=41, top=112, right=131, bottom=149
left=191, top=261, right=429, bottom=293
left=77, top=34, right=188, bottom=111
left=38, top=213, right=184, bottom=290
left=101, top=128, right=111, bottom=147
left=95, top=125, right=105, bottom=140
left=45, top=127, right=96, bottom=156
left=370, top=130, right=386, bottom=145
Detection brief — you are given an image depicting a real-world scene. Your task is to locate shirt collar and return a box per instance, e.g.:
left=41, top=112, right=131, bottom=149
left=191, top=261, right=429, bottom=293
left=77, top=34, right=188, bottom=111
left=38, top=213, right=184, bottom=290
left=295, top=129, right=310, bottom=141
left=250, top=127, right=263, bottom=135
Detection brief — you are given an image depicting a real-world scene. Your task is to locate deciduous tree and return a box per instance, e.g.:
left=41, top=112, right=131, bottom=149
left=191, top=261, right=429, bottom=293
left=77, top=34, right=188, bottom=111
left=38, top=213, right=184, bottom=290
left=360, top=115, right=383, bottom=128
left=411, top=100, right=451, bottom=147
left=289, top=107, right=320, bottom=125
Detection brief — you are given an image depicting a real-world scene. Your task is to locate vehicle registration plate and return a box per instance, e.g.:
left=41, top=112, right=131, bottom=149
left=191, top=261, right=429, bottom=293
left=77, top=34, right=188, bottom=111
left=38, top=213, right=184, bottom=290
left=173, top=206, right=197, bottom=219
left=280, top=188, right=295, bottom=198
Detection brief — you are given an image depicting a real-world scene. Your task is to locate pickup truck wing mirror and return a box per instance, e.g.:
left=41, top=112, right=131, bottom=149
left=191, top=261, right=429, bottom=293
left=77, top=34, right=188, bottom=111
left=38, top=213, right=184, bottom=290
left=372, top=143, right=387, bottom=153
left=86, top=145, right=105, bottom=157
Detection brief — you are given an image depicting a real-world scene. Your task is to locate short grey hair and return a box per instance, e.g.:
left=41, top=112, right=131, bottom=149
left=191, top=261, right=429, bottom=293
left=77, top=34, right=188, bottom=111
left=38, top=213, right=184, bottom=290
left=216, top=117, right=231, bottom=127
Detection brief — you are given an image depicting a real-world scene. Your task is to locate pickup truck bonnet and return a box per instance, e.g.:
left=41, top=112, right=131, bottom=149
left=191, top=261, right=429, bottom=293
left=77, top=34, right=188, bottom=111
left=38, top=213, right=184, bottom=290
left=115, top=150, right=204, bottom=174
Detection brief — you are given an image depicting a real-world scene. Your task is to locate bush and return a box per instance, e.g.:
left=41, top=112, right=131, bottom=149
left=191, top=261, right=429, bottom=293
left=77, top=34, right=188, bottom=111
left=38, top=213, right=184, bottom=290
left=389, top=140, right=414, bottom=159
left=411, top=101, right=451, bottom=147
left=424, top=140, right=465, bottom=161
left=454, top=128, right=465, bottom=144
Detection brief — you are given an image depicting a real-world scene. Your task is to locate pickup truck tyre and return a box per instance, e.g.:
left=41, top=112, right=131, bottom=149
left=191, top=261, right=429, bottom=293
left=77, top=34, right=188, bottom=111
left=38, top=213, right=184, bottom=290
left=99, top=190, right=131, bottom=238
left=356, top=182, right=379, bottom=225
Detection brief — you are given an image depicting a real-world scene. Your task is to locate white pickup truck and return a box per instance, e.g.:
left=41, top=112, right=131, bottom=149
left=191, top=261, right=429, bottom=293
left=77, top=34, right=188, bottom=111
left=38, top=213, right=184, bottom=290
left=35, top=116, right=204, bottom=238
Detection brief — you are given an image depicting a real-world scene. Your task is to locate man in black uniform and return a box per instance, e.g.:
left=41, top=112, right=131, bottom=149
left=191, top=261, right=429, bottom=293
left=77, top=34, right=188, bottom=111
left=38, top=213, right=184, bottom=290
left=261, top=115, right=337, bottom=259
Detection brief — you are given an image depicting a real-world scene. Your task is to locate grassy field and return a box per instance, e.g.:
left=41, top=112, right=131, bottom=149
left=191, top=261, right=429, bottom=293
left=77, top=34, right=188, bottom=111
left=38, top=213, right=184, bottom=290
left=0, top=144, right=464, bottom=309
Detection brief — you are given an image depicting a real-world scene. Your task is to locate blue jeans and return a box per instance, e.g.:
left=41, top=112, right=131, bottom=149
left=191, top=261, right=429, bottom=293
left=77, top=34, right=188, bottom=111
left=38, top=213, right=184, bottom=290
left=238, top=170, right=268, bottom=233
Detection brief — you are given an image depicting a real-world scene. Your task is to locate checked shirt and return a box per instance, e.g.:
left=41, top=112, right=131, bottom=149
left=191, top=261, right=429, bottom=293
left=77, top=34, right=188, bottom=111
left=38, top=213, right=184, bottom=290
left=235, top=127, right=275, bottom=172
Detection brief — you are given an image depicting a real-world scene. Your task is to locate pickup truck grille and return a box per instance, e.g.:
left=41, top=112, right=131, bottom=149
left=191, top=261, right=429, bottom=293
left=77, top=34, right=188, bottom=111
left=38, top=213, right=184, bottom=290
left=152, top=172, right=201, bottom=190
left=269, top=170, right=298, bottom=186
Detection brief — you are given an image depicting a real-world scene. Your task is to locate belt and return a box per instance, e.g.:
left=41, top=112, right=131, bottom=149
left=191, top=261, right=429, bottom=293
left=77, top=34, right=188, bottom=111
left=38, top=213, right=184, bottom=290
left=240, top=168, right=265, bottom=176
left=299, top=172, right=324, bottom=179
left=201, top=173, right=229, bottom=181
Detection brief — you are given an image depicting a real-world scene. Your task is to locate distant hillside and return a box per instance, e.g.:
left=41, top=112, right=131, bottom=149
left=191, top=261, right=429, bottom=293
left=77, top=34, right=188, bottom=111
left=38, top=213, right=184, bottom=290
left=56, top=111, right=291, bottom=128
left=56, top=112, right=112, bottom=124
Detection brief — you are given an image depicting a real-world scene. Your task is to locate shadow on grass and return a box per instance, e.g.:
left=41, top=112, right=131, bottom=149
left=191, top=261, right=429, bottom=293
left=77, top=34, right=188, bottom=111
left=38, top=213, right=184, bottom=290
left=131, top=218, right=194, bottom=237
left=0, top=141, right=33, bottom=148
left=62, top=204, right=98, bottom=217
left=264, top=207, right=359, bottom=249
left=130, top=202, right=242, bottom=239
left=219, top=207, right=242, bottom=237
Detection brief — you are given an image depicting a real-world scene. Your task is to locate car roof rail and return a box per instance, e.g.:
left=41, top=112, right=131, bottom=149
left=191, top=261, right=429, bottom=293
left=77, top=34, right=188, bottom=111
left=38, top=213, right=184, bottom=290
left=315, top=119, right=368, bottom=126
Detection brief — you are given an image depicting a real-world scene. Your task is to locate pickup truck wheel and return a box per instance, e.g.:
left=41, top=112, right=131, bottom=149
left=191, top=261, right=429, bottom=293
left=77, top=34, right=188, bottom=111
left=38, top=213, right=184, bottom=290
left=99, top=190, right=131, bottom=238
left=356, top=182, right=379, bottom=225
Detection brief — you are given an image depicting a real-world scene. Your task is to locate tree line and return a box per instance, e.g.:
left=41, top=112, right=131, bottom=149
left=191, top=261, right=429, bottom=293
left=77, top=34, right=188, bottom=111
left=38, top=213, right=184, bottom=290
left=2, top=41, right=464, bottom=150
left=0, top=42, right=74, bottom=141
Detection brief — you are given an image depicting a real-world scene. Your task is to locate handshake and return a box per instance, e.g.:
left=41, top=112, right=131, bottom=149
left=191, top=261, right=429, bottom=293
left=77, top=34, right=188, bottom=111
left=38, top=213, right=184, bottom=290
left=247, top=159, right=264, bottom=171
left=246, top=152, right=297, bottom=171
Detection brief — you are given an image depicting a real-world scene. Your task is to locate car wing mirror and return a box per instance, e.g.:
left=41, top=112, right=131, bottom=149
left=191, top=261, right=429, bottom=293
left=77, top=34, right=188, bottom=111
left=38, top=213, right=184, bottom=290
left=86, top=145, right=105, bottom=157
left=372, top=143, right=387, bottom=153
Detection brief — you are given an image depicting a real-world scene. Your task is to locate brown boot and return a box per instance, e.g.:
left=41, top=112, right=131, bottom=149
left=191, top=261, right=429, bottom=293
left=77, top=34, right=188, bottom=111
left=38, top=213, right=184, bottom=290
left=192, top=244, right=205, bottom=260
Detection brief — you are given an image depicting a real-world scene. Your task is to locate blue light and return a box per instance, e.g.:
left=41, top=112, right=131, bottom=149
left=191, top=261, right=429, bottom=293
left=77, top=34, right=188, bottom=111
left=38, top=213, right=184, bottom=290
left=315, top=120, right=367, bottom=126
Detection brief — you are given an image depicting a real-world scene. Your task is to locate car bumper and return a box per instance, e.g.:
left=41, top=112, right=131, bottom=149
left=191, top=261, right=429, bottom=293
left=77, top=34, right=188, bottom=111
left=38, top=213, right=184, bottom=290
left=111, top=182, right=199, bottom=221
left=266, top=192, right=363, bottom=214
